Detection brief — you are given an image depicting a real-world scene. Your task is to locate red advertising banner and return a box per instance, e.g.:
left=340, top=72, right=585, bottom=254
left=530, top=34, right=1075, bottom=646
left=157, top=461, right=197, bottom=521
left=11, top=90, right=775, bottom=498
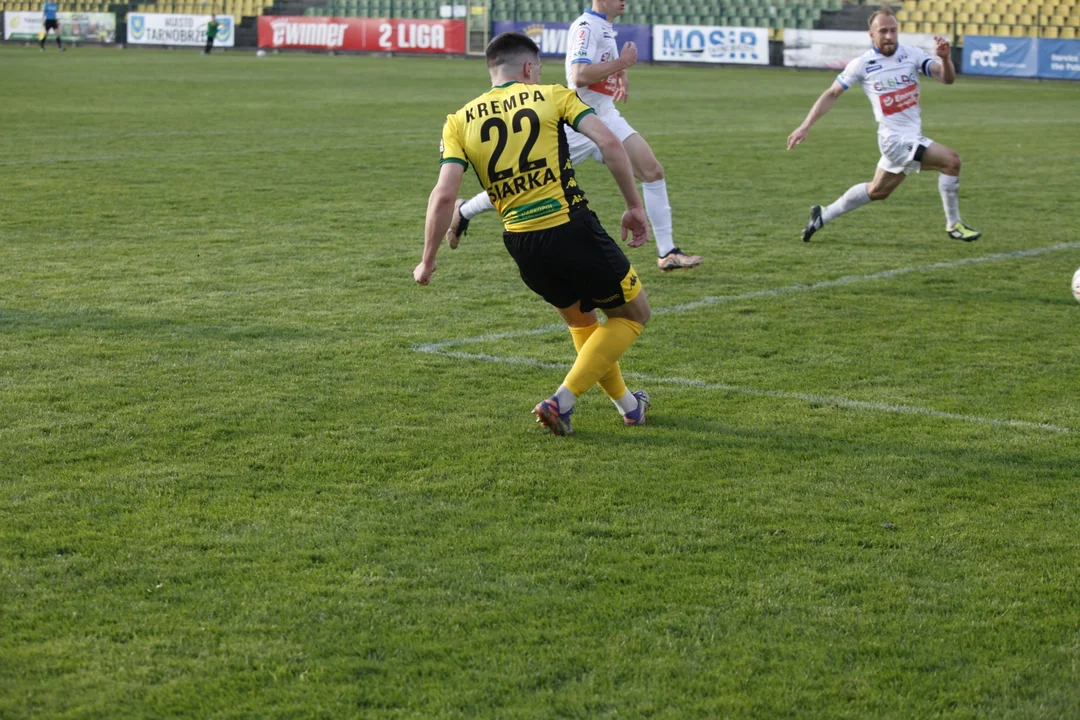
left=258, top=16, right=465, bottom=53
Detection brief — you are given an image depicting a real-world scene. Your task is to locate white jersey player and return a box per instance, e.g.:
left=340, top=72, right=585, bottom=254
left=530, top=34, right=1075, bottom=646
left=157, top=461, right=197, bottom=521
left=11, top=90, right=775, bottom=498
left=787, top=7, right=981, bottom=242
left=445, top=1, right=703, bottom=272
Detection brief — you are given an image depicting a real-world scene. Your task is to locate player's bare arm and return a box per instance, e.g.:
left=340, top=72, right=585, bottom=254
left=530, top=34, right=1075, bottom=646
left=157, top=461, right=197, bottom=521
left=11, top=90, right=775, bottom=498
left=930, top=36, right=956, bottom=84
left=577, top=114, right=649, bottom=247
left=787, top=81, right=846, bottom=150
left=569, top=41, right=637, bottom=88
left=414, top=163, right=466, bottom=285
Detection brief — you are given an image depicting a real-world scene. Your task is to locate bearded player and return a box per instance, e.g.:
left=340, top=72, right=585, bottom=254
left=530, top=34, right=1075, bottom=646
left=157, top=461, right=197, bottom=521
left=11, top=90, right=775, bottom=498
left=788, top=7, right=981, bottom=243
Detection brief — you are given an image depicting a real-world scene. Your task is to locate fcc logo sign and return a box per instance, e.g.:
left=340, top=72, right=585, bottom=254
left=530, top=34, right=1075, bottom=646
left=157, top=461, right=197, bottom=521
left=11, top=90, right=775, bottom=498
left=970, top=41, right=1007, bottom=67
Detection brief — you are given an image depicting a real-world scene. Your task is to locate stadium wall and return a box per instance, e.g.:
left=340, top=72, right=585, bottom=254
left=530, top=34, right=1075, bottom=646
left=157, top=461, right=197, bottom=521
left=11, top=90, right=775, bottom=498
left=5, top=9, right=1077, bottom=80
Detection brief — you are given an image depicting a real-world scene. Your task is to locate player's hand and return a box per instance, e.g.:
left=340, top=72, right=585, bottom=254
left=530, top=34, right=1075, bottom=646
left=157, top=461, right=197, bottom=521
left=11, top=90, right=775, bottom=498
left=613, top=72, right=629, bottom=103
left=619, top=42, right=638, bottom=69
left=787, top=126, right=809, bottom=150
left=934, top=35, right=951, bottom=60
left=413, top=259, right=437, bottom=285
left=621, top=206, right=649, bottom=248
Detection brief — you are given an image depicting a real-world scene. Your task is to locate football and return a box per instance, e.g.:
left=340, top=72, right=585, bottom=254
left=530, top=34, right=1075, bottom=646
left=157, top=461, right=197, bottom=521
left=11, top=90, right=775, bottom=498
left=1073, top=267, right=1080, bottom=303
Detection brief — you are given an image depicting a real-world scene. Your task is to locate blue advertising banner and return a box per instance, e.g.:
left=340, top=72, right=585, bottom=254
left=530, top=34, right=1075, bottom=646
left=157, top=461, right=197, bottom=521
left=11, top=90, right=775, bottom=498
left=962, top=36, right=1037, bottom=77
left=1037, top=38, right=1080, bottom=80
left=492, top=20, right=652, bottom=61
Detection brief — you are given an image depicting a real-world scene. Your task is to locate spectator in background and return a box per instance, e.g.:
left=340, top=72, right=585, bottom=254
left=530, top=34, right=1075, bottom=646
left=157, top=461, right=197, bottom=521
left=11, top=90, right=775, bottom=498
left=40, top=1, right=64, bottom=51
left=203, top=15, right=219, bottom=55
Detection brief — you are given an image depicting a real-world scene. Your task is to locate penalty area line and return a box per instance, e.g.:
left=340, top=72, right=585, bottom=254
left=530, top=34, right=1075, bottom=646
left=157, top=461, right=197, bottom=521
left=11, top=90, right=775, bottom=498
left=422, top=349, right=1073, bottom=434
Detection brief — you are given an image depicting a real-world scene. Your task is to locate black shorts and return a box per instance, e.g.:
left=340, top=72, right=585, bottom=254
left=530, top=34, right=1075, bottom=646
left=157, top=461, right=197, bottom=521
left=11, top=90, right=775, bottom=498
left=503, top=210, right=642, bottom=313
left=44, top=18, right=59, bottom=31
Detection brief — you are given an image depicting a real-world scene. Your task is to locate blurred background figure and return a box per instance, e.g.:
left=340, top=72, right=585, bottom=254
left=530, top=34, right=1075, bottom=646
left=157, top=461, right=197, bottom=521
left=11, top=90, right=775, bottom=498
left=203, top=15, right=219, bottom=55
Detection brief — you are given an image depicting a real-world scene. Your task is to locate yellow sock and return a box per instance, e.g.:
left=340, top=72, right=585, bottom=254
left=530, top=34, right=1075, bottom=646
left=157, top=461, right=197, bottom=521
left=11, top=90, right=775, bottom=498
left=568, top=323, right=628, bottom=401
left=564, top=318, right=643, bottom=397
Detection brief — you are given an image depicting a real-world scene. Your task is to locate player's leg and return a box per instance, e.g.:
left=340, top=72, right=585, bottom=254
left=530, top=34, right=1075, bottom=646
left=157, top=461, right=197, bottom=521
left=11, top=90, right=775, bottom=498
left=40, top=26, right=47, bottom=50
left=919, top=141, right=980, bottom=241
left=550, top=267, right=649, bottom=414
left=531, top=214, right=650, bottom=434
left=54, top=24, right=63, bottom=49
left=445, top=191, right=490, bottom=248
left=621, top=132, right=703, bottom=271
left=557, top=301, right=647, bottom=421
left=542, top=290, right=650, bottom=430
left=805, top=133, right=919, bottom=241
left=803, top=167, right=905, bottom=242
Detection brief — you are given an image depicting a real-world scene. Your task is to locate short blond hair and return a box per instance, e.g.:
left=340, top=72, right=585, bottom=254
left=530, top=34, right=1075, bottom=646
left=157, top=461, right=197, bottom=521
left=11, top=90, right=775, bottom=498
left=868, top=6, right=897, bottom=28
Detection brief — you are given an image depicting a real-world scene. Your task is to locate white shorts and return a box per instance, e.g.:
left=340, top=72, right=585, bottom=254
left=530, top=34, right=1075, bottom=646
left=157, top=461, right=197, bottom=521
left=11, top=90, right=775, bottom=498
left=877, top=134, right=933, bottom=175
left=565, top=106, right=638, bottom=165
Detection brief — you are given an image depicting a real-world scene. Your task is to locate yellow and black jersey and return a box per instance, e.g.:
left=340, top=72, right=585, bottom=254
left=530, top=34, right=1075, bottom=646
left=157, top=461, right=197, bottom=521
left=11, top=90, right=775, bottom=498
left=440, top=82, right=595, bottom=233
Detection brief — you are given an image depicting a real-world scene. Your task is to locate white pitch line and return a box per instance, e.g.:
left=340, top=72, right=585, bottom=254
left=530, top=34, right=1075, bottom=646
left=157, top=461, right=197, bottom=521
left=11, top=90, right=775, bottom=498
left=416, top=242, right=1080, bottom=352
left=413, top=242, right=1080, bottom=434
left=654, top=242, right=1080, bottom=316
left=430, top=349, right=1074, bottom=434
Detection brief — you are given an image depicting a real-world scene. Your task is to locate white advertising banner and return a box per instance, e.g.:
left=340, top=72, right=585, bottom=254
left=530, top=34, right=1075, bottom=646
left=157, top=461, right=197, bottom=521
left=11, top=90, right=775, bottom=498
left=653, top=25, right=769, bottom=65
left=4, top=11, right=45, bottom=39
left=783, top=29, right=939, bottom=69
left=4, top=11, right=116, bottom=42
left=126, top=13, right=235, bottom=47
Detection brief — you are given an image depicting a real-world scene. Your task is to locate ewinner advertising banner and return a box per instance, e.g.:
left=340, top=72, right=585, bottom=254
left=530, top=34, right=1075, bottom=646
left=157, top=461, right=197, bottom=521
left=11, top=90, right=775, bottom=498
left=491, top=20, right=652, bottom=61
left=258, top=16, right=465, bottom=53
left=4, top=11, right=116, bottom=43
left=126, top=13, right=235, bottom=47
left=653, top=24, right=768, bottom=64
left=783, top=29, right=939, bottom=69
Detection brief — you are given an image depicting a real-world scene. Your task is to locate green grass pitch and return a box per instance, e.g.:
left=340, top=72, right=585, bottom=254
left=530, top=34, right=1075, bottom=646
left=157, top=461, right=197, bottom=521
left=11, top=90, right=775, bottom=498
left=2, top=45, right=1079, bottom=717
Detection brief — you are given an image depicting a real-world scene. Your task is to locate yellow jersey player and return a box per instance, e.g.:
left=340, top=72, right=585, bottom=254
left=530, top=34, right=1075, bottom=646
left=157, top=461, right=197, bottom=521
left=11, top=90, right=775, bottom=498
left=413, top=32, right=652, bottom=436
left=446, top=0, right=704, bottom=273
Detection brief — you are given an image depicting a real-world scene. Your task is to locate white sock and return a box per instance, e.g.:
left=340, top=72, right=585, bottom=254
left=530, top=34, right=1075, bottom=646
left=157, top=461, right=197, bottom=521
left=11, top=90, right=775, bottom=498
left=612, top=390, right=638, bottom=415
left=461, top=191, right=494, bottom=220
left=821, top=183, right=872, bottom=224
left=939, top=174, right=961, bottom=228
left=554, top=385, right=577, bottom=412
left=642, top=179, right=675, bottom=257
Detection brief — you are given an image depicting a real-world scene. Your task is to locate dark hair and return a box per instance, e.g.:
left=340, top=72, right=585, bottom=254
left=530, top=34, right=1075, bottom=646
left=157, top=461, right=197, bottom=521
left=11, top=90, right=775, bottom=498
left=485, top=32, right=540, bottom=69
left=868, top=6, right=896, bottom=28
